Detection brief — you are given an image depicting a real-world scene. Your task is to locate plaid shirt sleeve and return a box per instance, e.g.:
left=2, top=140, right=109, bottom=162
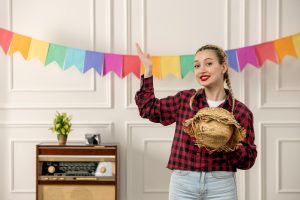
left=230, top=108, right=257, bottom=170
left=135, top=76, right=182, bottom=126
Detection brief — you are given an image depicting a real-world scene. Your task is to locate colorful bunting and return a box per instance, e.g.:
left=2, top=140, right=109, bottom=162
left=161, top=56, right=181, bottom=79
left=180, top=55, right=194, bottom=78
left=27, top=39, right=49, bottom=63
left=274, top=36, right=297, bottom=63
left=292, top=33, right=300, bottom=57
left=123, top=55, right=140, bottom=78
left=84, top=51, right=104, bottom=75
left=255, top=42, right=278, bottom=65
left=103, top=53, right=122, bottom=78
left=0, top=27, right=300, bottom=80
left=0, top=28, right=13, bottom=53
left=236, top=46, right=260, bottom=71
left=141, top=56, right=162, bottom=79
left=8, top=33, right=32, bottom=59
left=64, top=48, right=85, bottom=72
left=225, top=49, right=239, bottom=72
left=45, top=44, right=67, bottom=68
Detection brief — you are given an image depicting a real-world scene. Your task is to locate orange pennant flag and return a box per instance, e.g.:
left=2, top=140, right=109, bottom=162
left=141, top=56, right=161, bottom=79
left=273, top=36, right=297, bottom=63
left=255, top=42, right=278, bottom=65
left=123, top=55, right=141, bottom=78
left=292, top=33, right=300, bottom=57
left=8, top=33, right=32, bottom=59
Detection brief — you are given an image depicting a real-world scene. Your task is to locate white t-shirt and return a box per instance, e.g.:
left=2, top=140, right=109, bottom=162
left=207, top=98, right=225, bottom=108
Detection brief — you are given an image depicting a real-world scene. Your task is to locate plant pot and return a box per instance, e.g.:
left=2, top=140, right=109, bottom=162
left=57, top=134, right=68, bottom=145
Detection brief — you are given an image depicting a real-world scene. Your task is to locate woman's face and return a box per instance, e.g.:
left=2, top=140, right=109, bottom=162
left=194, top=49, right=227, bottom=88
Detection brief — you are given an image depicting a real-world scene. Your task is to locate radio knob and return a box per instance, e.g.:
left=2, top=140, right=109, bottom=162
left=48, top=166, right=55, bottom=174
left=100, top=167, right=106, bottom=173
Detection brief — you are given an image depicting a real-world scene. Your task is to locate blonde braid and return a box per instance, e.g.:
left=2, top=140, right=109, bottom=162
left=224, top=70, right=235, bottom=113
left=189, top=89, right=201, bottom=110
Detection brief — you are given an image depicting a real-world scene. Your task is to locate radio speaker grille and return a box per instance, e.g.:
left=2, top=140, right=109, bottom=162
left=38, top=185, right=115, bottom=200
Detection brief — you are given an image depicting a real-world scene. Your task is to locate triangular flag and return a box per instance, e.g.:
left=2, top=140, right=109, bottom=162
left=292, top=33, right=300, bottom=57
left=180, top=55, right=194, bottom=78
left=64, top=48, right=85, bottom=72
left=161, top=56, right=181, bottom=79
left=103, top=53, right=122, bottom=78
left=27, top=39, right=49, bottom=64
left=84, top=51, right=104, bottom=75
left=274, top=36, right=297, bottom=63
left=141, top=56, right=161, bottom=79
left=255, top=42, right=278, bottom=65
left=236, top=46, right=259, bottom=71
left=0, top=28, right=13, bottom=54
left=225, top=49, right=239, bottom=72
left=123, top=55, right=140, bottom=78
left=151, top=56, right=161, bottom=79
left=45, top=44, right=67, bottom=69
left=8, top=33, right=32, bottom=59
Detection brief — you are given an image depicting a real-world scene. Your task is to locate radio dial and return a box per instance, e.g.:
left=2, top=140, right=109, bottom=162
left=100, top=167, right=107, bottom=173
left=48, top=166, right=55, bottom=174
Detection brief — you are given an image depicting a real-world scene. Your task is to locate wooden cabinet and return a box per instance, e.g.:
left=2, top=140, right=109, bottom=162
left=36, top=143, right=118, bottom=200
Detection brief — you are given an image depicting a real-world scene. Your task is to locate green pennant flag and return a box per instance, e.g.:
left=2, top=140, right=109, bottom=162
left=45, top=44, right=67, bottom=69
left=180, top=55, right=194, bottom=78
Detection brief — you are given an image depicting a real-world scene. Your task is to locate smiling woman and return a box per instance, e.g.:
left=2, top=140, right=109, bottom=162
left=135, top=43, right=257, bottom=200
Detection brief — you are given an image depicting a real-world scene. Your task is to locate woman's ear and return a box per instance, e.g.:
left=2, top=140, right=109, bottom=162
left=222, top=63, right=228, bottom=74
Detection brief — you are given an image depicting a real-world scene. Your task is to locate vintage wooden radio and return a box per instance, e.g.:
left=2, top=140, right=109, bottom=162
left=36, top=143, right=118, bottom=200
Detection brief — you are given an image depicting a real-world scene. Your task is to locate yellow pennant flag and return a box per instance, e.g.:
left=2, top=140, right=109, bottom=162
left=161, top=56, right=181, bottom=79
left=274, top=36, right=297, bottom=63
left=27, top=39, right=49, bottom=64
left=292, top=33, right=300, bottom=57
left=140, top=56, right=161, bottom=79
left=8, top=33, right=32, bottom=59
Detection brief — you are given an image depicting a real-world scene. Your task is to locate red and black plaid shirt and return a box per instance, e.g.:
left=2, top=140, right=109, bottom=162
left=135, top=76, right=257, bottom=172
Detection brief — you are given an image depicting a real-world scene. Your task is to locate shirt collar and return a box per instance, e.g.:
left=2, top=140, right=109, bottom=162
left=198, top=88, right=233, bottom=109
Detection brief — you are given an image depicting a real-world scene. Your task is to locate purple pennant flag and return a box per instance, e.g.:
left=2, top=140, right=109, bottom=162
left=225, top=49, right=239, bottom=72
left=103, top=53, right=123, bottom=78
left=236, top=46, right=259, bottom=71
left=84, top=51, right=104, bottom=75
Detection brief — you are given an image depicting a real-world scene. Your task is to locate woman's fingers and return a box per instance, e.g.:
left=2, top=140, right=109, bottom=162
left=135, top=43, right=144, bottom=57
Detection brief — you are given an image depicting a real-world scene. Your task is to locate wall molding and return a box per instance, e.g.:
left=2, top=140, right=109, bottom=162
left=143, top=139, right=172, bottom=193
left=277, top=138, right=300, bottom=193
left=2, top=0, right=112, bottom=109
left=259, top=122, right=300, bottom=200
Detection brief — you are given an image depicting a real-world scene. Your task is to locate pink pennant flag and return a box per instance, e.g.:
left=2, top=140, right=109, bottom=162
left=0, top=28, right=13, bottom=54
left=255, top=42, right=278, bottom=65
left=236, top=46, right=259, bottom=71
left=123, top=55, right=141, bottom=78
left=103, top=53, right=123, bottom=78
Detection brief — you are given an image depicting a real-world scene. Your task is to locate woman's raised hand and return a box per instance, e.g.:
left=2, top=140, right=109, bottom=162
left=136, top=43, right=153, bottom=78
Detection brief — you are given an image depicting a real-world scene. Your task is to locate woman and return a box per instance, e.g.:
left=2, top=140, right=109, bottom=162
left=135, top=43, right=257, bottom=200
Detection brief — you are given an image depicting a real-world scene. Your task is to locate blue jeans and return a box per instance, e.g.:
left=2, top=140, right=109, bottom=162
left=169, top=170, right=238, bottom=200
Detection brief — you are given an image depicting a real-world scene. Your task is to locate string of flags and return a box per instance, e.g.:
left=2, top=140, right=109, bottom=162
left=0, top=27, right=300, bottom=80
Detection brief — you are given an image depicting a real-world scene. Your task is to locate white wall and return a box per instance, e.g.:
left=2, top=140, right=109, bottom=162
left=0, top=0, right=300, bottom=200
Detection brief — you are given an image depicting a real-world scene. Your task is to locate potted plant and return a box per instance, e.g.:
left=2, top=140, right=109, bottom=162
left=50, top=111, right=72, bottom=145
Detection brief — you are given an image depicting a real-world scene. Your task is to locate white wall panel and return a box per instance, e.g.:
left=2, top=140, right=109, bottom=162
left=0, top=0, right=300, bottom=200
left=126, top=122, right=173, bottom=200
left=260, top=123, right=300, bottom=200
left=0, top=0, right=112, bottom=109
